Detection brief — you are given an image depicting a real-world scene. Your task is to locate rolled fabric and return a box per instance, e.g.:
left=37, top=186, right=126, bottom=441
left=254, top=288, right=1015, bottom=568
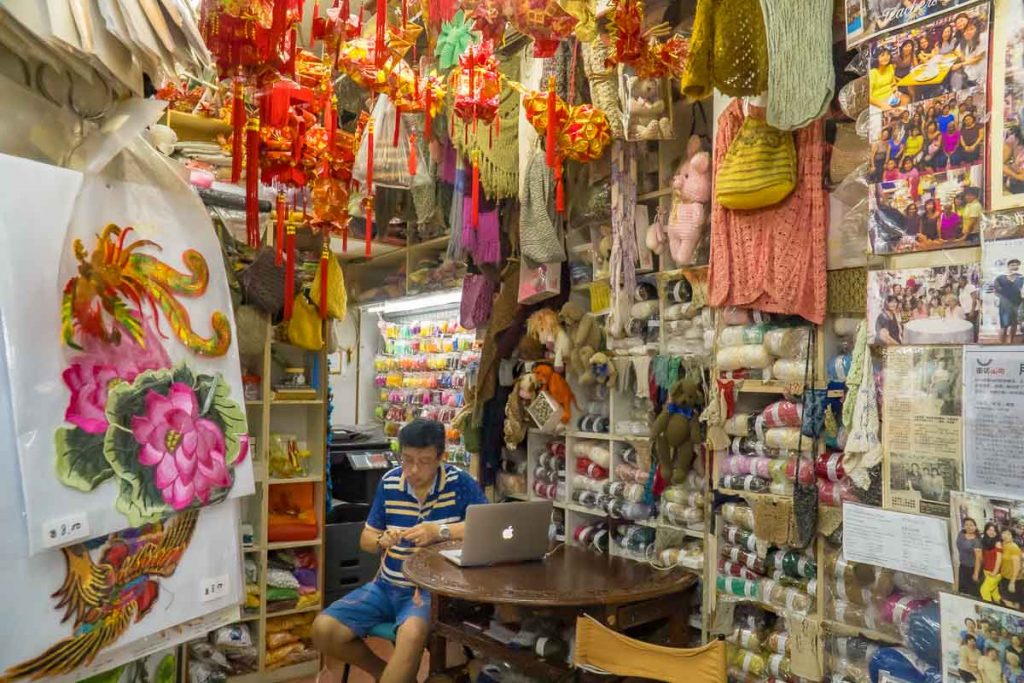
left=764, top=326, right=810, bottom=359
left=717, top=344, right=773, bottom=370
left=770, top=358, right=807, bottom=383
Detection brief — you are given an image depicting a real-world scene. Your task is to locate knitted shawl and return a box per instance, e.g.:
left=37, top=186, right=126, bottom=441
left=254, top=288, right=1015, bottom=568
left=449, top=51, right=521, bottom=200
left=708, top=100, right=827, bottom=324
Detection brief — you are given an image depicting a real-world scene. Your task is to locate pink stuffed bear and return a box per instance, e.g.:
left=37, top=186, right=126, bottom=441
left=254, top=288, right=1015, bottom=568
left=662, top=135, right=712, bottom=265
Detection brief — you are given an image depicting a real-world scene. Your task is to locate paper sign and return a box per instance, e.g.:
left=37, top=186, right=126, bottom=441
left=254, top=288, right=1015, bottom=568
left=42, top=513, right=90, bottom=548
left=963, top=346, right=1024, bottom=498
left=200, top=574, right=230, bottom=602
left=843, top=502, right=954, bottom=583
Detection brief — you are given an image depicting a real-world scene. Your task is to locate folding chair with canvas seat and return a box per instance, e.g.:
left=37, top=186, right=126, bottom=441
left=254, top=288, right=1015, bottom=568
left=573, top=615, right=727, bottom=683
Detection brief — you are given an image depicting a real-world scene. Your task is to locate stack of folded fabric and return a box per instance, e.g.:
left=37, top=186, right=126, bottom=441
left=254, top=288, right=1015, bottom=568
left=266, top=549, right=320, bottom=614
left=265, top=613, right=318, bottom=670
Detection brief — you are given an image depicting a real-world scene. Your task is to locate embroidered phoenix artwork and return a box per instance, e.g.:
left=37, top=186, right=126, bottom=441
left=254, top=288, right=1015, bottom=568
left=0, top=511, right=199, bottom=682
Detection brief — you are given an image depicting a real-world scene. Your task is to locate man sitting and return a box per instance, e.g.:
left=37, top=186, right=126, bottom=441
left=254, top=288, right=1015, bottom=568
left=312, top=418, right=487, bottom=682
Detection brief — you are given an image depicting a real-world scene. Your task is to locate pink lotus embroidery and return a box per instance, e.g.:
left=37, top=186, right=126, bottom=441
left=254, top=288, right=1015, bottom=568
left=62, top=322, right=172, bottom=434
left=131, top=383, right=231, bottom=509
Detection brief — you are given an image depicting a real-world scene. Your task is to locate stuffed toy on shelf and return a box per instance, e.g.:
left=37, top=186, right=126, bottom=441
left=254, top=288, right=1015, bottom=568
left=660, top=135, right=711, bottom=266
left=650, top=374, right=703, bottom=484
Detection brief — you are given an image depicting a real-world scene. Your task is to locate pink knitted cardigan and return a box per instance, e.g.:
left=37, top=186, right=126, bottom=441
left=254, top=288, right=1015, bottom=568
left=709, top=99, right=828, bottom=324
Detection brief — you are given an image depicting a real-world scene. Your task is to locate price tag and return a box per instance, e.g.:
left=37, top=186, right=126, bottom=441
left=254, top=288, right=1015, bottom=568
left=200, top=574, right=231, bottom=602
left=42, top=513, right=90, bottom=548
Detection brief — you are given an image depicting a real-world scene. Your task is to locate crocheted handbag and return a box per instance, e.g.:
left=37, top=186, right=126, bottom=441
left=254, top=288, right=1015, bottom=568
left=240, top=246, right=287, bottom=317
left=715, top=112, right=796, bottom=210
left=459, top=273, right=495, bottom=330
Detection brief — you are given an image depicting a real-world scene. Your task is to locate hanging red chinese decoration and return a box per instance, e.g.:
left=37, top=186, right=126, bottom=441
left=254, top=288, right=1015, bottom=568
left=522, top=79, right=612, bottom=212
left=450, top=41, right=501, bottom=227
left=603, top=0, right=689, bottom=79
left=510, top=0, right=577, bottom=58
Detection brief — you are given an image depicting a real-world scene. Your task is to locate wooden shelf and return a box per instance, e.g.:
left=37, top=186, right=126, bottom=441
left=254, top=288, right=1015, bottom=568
left=268, top=475, right=323, bottom=485
left=227, top=658, right=319, bottom=683
left=239, top=612, right=261, bottom=623
left=821, top=619, right=903, bottom=645
left=432, top=621, right=570, bottom=680
left=270, top=398, right=324, bottom=406
left=658, top=522, right=705, bottom=539
left=266, top=604, right=322, bottom=619
left=564, top=430, right=611, bottom=440
left=245, top=400, right=263, bottom=407
left=638, top=187, right=673, bottom=201
left=267, top=539, right=321, bottom=550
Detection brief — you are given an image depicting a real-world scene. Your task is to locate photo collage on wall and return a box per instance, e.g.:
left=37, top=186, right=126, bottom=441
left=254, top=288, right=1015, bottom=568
left=867, top=1, right=990, bottom=254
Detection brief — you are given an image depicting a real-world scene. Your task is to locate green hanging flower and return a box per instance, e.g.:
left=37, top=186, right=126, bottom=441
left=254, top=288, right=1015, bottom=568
left=435, top=10, right=479, bottom=71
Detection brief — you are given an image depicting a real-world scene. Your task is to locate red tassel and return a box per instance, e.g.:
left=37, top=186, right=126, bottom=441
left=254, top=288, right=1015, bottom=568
left=284, top=224, right=296, bottom=320
left=392, top=106, right=401, bottom=146
left=495, top=111, right=500, bottom=138
left=374, top=0, right=387, bottom=69
left=555, top=159, right=565, bottom=213
left=366, top=119, right=375, bottom=258
left=245, top=117, right=261, bottom=248
left=325, top=96, right=337, bottom=150
left=545, top=75, right=556, bottom=168
left=275, top=192, right=287, bottom=264
left=408, top=133, right=417, bottom=176
left=358, top=2, right=364, bottom=30
left=365, top=202, right=374, bottom=257
left=471, top=154, right=480, bottom=230
left=311, top=0, right=321, bottom=42
left=319, top=242, right=330, bottom=319
left=342, top=225, right=349, bottom=252
left=230, top=73, right=245, bottom=184
left=366, top=120, right=375, bottom=193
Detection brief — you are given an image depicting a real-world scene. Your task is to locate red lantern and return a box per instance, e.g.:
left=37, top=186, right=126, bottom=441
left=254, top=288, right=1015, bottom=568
left=510, top=0, right=577, bottom=58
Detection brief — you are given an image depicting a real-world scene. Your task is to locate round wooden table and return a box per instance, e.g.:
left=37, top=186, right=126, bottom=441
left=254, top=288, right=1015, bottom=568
left=404, top=543, right=699, bottom=677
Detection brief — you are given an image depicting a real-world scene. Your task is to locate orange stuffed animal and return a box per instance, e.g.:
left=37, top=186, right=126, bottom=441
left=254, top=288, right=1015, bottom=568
left=532, top=362, right=575, bottom=423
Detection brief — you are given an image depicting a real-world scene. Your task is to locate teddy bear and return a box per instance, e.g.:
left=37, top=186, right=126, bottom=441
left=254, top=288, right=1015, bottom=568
left=559, top=301, right=603, bottom=383
left=504, top=374, right=538, bottom=450
left=526, top=309, right=572, bottom=373
left=662, top=135, right=712, bottom=266
left=650, top=375, right=703, bottom=484
left=626, top=77, right=672, bottom=140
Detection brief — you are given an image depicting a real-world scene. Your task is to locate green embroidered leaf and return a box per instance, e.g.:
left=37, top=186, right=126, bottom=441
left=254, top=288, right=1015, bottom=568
left=79, top=664, right=125, bottom=683
left=154, top=654, right=177, bottom=683
left=55, top=427, right=114, bottom=492
left=194, top=372, right=249, bottom=466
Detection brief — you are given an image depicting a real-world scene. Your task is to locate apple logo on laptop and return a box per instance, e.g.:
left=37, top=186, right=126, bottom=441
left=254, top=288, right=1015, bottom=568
left=501, top=525, right=515, bottom=541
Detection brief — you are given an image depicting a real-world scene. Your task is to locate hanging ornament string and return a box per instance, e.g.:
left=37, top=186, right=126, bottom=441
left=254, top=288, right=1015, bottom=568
left=230, top=71, right=245, bottom=183
left=319, top=240, right=331, bottom=319
left=284, top=223, right=297, bottom=319
left=245, top=116, right=261, bottom=248
left=275, top=192, right=287, bottom=264
left=365, top=117, right=375, bottom=258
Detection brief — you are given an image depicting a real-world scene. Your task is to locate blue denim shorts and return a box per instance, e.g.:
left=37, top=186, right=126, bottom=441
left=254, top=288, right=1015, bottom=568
left=322, top=579, right=431, bottom=637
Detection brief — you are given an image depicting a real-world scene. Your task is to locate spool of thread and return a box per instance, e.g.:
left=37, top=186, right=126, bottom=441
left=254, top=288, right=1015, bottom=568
left=719, top=558, right=760, bottom=581
left=717, top=575, right=760, bottom=600
left=720, top=474, right=769, bottom=492
left=723, top=546, right=766, bottom=574
left=664, top=502, right=704, bottom=525
left=728, top=628, right=765, bottom=652
left=815, top=452, right=846, bottom=482
left=721, top=503, right=756, bottom=531
left=819, top=479, right=856, bottom=506
left=725, top=525, right=759, bottom=552
left=761, top=400, right=803, bottom=428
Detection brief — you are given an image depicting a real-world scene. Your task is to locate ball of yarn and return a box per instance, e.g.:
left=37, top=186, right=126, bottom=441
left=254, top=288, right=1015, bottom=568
left=906, top=603, right=941, bottom=669
left=771, top=358, right=807, bottom=383
left=764, top=327, right=810, bottom=359
left=762, top=400, right=803, bottom=428
left=717, top=344, right=772, bottom=371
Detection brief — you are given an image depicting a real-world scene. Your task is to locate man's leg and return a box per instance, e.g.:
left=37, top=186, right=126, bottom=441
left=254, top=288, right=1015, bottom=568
left=379, top=617, right=429, bottom=683
left=313, top=582, right=392, bottom=680
left=312, top=615, right=387, bottom=680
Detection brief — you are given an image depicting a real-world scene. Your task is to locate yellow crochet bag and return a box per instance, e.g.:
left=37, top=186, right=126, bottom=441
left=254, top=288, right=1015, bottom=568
left=310, top=249, right=347, bottom=320
left=715, top=114, right=796, bottom=211
left=287, top=291, right=325, bottom=351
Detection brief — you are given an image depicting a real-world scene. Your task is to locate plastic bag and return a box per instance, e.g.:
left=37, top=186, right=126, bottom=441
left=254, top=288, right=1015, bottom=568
left=353, top=95, right=431, bottom=190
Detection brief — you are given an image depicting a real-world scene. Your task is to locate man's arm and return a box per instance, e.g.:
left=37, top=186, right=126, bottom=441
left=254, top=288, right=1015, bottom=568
left=360, top=524, right=402, bottom=553
left=402, top=521, right=467, bottom=546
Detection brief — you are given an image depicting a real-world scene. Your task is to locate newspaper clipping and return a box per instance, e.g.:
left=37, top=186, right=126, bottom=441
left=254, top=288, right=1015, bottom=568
left=883, top=346, right=963, bottom=517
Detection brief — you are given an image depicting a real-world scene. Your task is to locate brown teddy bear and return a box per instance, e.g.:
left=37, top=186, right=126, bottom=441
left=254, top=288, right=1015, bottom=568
left=559, top=301, right=603, bottom=383
left=650, top=375, right=703, bottom=484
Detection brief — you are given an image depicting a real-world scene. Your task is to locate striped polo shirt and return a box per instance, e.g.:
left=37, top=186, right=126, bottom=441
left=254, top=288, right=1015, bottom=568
left=366, top=463, right=487, bottom=587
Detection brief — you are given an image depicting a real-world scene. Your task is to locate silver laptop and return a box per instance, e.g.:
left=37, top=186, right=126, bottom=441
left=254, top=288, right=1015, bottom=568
left=440, top=501, right=552, bottom=567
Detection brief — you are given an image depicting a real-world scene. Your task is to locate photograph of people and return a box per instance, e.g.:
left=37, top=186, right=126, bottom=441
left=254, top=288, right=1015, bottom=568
left=994, top=258, right=1024, bottom=344
left=869, top=265, right=982, bottom=344
left=941, top=592, right=1024, bottom=683
left=951, top=494, right=1024, bottom=612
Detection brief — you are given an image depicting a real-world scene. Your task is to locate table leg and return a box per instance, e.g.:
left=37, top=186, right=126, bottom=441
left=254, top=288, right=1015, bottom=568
left=428, top=593, right=447, bottom=674
left=666, top=589, right=693, bottom=646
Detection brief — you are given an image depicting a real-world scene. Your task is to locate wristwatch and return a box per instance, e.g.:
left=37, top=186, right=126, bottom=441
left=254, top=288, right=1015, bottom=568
left=438, top=524, right=451, bottom=541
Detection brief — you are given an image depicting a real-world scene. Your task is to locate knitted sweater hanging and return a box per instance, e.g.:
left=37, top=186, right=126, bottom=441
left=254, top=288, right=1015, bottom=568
left=763, top=0, right=834, bottom=131
left=449, top=50, right=522, bottom=200
left=681, top=0, right=769, bottom=100
left=708, top=100, right=827, bottom=324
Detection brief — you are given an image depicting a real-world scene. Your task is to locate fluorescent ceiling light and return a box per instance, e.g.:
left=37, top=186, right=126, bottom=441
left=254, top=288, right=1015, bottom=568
left=362, top=290, right=462, bottom=315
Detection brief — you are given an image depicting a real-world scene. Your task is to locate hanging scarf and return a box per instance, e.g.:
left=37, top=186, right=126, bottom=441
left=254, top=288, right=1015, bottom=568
left=609, top=140, right=638, bottom=337
left=449, top=50, right=522, bottom=199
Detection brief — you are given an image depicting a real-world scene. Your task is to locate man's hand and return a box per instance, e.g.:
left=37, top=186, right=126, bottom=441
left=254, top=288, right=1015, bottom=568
left=402, top=523, right=440, bottom=547
left=377, top=528, right=403, bottom=550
